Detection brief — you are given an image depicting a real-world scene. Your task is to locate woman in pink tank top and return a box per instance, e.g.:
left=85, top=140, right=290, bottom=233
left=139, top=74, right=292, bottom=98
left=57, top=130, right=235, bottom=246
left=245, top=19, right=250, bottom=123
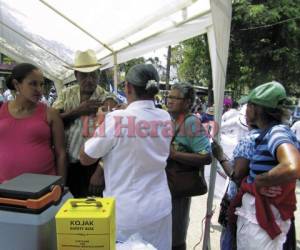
left=0, top=63, right=66, bottom=183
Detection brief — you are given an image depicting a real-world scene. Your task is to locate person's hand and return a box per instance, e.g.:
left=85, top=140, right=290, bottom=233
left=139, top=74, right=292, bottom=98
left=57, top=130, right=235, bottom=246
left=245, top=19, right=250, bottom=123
left=257, top=186, right=282, bottom=198
left=211, top=138, right=224, bottom=161
left=95, top=106, right=107, bottom=126
left=88, top=166, right=105, bottom=196
left=78, top=100, right=103, bottom=116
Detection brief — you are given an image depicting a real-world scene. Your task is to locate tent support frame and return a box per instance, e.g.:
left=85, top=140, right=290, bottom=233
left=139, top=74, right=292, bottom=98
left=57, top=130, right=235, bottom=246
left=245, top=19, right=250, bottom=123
left=40, top=0, right=114, bottom=53
left=113, top=53, right=118, bottom=93
left=0, top=21, right=71, bottom=67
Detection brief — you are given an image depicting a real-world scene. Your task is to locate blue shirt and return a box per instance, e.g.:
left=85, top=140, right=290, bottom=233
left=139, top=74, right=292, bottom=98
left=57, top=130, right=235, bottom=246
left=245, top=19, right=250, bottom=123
left=248, top=124, right=300, bottom=183
left=201, top=113, right=214, bottom=123
left=227, top=129, right=260, bottom=199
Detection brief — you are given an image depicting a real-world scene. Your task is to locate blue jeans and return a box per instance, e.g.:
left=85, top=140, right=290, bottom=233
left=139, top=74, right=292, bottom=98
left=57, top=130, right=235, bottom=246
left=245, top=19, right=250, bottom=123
left=220, top=225, right=234, bottom=250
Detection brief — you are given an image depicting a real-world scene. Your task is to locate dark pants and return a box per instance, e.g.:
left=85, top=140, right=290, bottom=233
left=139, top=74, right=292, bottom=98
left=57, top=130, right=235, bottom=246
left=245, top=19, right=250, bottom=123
left=66, top=161, right=98, bottom=198
left=283, top=218, right=296, bottom=250
left=172, top=197, right=191, bottom=250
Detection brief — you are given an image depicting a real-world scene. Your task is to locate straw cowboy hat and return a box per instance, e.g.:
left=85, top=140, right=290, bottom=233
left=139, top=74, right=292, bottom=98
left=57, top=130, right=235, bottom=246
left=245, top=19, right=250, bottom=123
left=206, top=106, right=214, bottom=115
left=66, top=49, right=102, bottom=73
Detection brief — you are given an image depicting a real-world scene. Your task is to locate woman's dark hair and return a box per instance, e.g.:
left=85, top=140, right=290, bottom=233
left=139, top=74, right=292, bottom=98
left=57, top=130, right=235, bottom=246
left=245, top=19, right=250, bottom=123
left=126, top=64, right=159, bottom=99
left=252, top=103, right=290, bottom=124
left=171, top=83, right=195, bottom=109
left=132, top=83, right=159, bottom=99
left=6, top=63, right=38, bottom=90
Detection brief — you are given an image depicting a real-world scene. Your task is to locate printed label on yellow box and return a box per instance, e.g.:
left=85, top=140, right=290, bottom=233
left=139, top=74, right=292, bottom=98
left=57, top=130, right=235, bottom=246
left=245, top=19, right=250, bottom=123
left=56, top=198, right=115, bottom=250
left=57, top=234, right=109, bottom=249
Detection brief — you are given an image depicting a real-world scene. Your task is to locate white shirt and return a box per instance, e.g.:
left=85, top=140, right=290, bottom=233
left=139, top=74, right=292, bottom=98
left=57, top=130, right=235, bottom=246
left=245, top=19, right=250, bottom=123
left=85, top=100, right=172, bottom=230
left=221, top=108, right=240, bottom=124
left=291, top=120, right=300, bottom=141
left=221, top=108, right=248, bottom=157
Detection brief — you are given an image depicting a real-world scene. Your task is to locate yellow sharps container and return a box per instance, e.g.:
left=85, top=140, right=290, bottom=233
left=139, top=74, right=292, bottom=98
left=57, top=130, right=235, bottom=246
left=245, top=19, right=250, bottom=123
left=56, top=197, right=115, bottom=250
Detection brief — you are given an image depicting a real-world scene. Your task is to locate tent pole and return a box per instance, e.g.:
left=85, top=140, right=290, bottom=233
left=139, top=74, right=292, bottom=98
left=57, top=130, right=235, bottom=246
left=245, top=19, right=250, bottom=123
left=202, top=0, right=232, bottom=248
left=113, top=53, right=118, bottom=94
left=40, top=0, right=114, bottom=53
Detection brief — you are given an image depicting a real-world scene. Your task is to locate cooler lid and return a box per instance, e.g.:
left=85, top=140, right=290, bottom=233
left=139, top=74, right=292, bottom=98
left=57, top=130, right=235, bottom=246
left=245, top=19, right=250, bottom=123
left=0, top=173, right=63, bottom=199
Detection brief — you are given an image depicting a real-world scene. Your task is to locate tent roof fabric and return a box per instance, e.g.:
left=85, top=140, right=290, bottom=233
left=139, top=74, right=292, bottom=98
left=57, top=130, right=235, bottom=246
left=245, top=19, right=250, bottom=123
left=0, top=0, right=212, bottom=85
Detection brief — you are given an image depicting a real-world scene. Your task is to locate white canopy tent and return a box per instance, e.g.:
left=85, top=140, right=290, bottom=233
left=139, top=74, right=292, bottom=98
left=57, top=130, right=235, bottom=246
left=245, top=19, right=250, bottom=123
left=0, top=0, right=231, bottom=248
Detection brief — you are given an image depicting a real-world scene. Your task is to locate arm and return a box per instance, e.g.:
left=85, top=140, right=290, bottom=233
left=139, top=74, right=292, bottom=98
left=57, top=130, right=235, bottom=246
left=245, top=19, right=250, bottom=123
left=232, top=158, right=250, bottom=184
left=80, top=145, right=99, bottom=166
left=48, top=108, right=67, bottom=184
left=80, top=115, right=116, bottom=166
left=255, top=143, right=300, bottom=188
left=89, top=162, right=105, bottom=196
left=60, top=100, right=103, bottom=124
left=170, top=115, right=212, bottom=167
left=52, top=91, right=103, bottom=125
left=170, top=148, right=211, bottom=166
left=60, top=108, right=83, bottom=122
left=212, top=139, right=249, bottom=184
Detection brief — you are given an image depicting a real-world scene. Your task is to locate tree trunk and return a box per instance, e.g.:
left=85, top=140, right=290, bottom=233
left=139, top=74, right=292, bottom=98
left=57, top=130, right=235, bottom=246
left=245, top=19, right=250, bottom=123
left=165, top=46, right=171, bottom=90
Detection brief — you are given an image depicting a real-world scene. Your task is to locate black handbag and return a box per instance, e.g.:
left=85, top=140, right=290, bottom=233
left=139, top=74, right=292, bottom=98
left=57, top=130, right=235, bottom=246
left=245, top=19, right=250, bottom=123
left=166, top=114, right=208, bottom=198
left=218, top=190, right=231, bottom=227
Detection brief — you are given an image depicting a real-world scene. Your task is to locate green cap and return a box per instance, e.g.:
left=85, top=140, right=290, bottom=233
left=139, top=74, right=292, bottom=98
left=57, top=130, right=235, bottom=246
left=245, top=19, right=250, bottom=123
left=239, top=81, right=286, bottom=108
left=125, top=64, right=159, bottom=87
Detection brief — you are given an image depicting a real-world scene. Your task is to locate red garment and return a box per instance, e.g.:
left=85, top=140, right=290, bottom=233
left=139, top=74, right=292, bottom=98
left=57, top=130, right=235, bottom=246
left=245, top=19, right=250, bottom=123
left=0, top=102, right=56, bottom=183
left=228, top=179, right=296, bottom=239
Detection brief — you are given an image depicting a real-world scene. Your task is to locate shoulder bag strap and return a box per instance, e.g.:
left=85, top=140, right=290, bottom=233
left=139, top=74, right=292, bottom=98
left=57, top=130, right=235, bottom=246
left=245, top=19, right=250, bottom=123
left=171, top=113, right=193, bottom=143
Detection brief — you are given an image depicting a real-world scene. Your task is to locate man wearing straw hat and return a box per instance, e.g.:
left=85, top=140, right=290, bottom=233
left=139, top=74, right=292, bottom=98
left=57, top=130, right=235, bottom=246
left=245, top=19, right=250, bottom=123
left=53, top=49, right=107, bottom=198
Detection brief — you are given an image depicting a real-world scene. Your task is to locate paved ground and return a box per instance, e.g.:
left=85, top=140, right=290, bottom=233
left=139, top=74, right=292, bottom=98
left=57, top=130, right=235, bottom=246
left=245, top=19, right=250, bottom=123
left=186, top=171, right=300, bottom=250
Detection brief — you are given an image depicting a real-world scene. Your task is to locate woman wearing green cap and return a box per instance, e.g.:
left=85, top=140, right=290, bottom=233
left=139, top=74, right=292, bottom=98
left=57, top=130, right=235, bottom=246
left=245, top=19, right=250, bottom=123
left=80, top=64, right=173, bottom=250
left=231, top=81, right=300, bottom=250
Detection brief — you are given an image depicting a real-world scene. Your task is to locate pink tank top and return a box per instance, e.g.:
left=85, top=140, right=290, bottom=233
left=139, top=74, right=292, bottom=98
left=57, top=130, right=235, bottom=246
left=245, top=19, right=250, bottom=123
left=0, top=102, right=56, bottom=183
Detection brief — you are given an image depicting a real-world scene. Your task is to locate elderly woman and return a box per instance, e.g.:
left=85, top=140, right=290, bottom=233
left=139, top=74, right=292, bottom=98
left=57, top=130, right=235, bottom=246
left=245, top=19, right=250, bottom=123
left=80, top=64, right=172, bottom=250
left=0, top=63, right=66, bottom=183
left=231, top=81, right=300, bottom=250
left=167, top=83, right=212, bottom=250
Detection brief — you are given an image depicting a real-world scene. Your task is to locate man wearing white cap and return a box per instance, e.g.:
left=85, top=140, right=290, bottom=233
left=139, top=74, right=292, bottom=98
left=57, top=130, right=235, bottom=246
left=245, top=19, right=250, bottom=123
left=53, top=49, right=107, bottom=197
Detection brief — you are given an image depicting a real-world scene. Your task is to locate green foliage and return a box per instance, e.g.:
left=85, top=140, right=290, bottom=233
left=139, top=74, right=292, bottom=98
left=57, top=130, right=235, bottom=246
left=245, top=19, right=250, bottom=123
left=173, top=35, right=211, bottom=86
left=119, top=57, right=145, bottom=74
left=173, top=0, right=300, bottom=100
left=228, top=0, right=300, bottom=97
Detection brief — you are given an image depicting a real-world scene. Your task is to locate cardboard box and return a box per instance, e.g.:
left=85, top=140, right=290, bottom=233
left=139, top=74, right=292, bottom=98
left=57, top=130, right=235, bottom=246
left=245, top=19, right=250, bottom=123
left=56, top=197, right=115, bottom=250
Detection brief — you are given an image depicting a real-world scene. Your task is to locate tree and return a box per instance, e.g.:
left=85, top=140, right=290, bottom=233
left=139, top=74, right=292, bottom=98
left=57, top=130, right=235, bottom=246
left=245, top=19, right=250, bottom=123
left=165, top=46, right=172, bottom=90
left=119, top=57, right=145, bottom=75
left=171, top=0, right=300, bottom=101
left=228, top=0, right=300, bottom=98
left=145, top=56, right=166, bottom=81
left=173, top=34, right=214, bottom=105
